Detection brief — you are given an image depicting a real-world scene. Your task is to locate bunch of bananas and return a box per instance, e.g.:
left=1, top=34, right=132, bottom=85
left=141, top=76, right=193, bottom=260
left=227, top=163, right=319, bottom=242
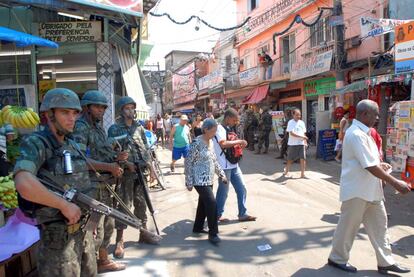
left=0, top=175, right=18, bottom=210
left=1, top=105, right=40, bottom=129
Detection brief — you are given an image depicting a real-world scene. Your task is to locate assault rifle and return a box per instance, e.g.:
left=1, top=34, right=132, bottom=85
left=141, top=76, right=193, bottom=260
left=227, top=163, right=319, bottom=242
left=37, top=171, right=142, bottom=232
left=111, top=134, right=161, bottom=235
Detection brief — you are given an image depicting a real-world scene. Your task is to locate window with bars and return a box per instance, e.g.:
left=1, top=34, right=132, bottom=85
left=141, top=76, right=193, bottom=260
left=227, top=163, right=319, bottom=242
left=310, top=17, right=333, bottom=48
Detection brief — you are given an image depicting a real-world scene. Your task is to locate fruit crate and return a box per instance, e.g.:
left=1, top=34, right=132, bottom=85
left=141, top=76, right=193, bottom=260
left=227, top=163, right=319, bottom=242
left=0, top=242, right=39, bottom=277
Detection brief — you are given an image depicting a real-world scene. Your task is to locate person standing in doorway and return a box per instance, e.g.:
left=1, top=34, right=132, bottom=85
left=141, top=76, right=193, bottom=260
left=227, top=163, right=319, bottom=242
left=327, top=100, right=411, bottom=274
left=169, top=115, right=191, bottom=172
left=283, top=109, right=308, bottom=178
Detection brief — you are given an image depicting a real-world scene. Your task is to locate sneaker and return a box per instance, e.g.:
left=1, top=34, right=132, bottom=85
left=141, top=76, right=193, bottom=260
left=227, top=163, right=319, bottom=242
left=208, top=235, right=221, bottom=245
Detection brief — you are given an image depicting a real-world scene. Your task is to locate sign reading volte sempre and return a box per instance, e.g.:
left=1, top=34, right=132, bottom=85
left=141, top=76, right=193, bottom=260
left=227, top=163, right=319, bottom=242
left=39, top=21, right=102, bottom=43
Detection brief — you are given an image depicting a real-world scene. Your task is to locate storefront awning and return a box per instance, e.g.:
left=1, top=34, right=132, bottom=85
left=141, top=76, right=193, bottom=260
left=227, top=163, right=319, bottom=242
left=116, top=46, right=150, bottom=111
left=242, top=85, right=269, bottom=104
left=0, top=26, right=58, bottom=48
left=331, top=80, right=368, bottom=95
left=173, top=103, right=195, bottom=112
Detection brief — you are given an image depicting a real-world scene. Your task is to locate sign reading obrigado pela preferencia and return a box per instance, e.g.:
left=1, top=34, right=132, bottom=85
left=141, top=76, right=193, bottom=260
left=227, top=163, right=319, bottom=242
left=39, top=21, right=102, bottom=43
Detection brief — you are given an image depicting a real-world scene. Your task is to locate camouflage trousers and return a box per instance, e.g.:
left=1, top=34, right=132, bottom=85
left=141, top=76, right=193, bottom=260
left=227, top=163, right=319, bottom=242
left=94, top=182, right=115, bottom=251
left=38, top=222, right=97, bottom=277
left=115, top=172, right=148, bottom=229
left=257, top=129, right=271, bottom=150
left=245, top=128, right=256, bottom=149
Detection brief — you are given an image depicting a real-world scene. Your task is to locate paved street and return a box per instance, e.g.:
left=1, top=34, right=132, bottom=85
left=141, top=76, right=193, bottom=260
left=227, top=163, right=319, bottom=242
left=100, top=146, right=414, bottom=277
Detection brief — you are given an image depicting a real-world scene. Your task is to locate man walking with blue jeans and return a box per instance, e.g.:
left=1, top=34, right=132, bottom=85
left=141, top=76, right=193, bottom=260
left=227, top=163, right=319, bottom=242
left=213, top=108, right=257, bottom=222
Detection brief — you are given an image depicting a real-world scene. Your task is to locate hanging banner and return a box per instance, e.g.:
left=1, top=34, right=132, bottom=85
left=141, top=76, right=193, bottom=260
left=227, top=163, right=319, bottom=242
left=198, top=70, right=223, bottom=91
left=39, top=21, right=102, bottom=43
left=360, top=17, right=412, bottom=38
left=239, top=67, right=259, bottom=87
left=290, top=50, right=333, bottom=81
left=395, top=21, right=414, bottom=74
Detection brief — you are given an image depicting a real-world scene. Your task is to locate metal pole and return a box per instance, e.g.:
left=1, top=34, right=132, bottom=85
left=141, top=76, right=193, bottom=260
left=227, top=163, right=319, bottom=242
left=334, top=0, right=346, bottom=90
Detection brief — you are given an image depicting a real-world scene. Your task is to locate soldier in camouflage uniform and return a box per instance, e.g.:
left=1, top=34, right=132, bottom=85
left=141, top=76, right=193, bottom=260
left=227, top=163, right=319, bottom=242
left=13, top=88, right=97, bottom=277
left=108, top=96, right=162, bottom=259
left=72, top=90, right=128, bottom=273
left=255, top=106, right=273, bottom=154
left=244, top=109, right=258, bottom=151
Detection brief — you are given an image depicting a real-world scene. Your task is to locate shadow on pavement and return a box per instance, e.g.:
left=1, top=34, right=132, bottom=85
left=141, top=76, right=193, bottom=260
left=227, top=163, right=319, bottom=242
left=291, top=265, right=400, bottom=277
left=116, top=219, right=337, bottom=275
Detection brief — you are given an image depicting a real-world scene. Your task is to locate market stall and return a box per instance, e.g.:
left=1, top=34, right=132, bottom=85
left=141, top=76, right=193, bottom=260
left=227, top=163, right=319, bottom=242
left=386, top=100, right=414, bottom=188
left=0, top=26, right=57, bottom=277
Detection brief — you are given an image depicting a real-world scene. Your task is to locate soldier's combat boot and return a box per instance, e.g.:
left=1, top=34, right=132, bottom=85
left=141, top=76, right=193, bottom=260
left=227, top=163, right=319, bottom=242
left=263, top=147, right=268, bottom=154
left=97, top=248, right=126, bottom=273
left=255, top=148, right=261, bottom=154
left=138, top=228, right=162, bottom=245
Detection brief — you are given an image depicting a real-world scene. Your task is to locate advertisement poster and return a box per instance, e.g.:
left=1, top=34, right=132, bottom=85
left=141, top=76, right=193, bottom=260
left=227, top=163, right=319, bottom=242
left=38, top=80, right=56, bottom=102
left=269, top=111, right=285, bottom=138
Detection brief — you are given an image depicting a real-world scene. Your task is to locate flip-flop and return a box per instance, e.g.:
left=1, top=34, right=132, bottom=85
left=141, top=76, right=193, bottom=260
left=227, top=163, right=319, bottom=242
left=238, top=215, right=257, bottom=222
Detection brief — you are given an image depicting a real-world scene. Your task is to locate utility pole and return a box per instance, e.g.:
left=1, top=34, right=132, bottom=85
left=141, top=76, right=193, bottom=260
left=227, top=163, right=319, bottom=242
left=333, top=0, right=346, bottom=90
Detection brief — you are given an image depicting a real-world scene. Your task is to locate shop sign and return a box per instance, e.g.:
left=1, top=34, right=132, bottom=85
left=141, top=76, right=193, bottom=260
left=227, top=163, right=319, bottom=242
left=360, top=17, right=412, bottom=38
left=239, top=67, right=259, bottom=87
left=290, top=50, right=333, bottom=81
left=68, top=0, right=143, bottom=16
left=172, top=63, right=197, bottom=105
left=198, top=70, right=223, bottom=91
left=238, top=0, right=310, bottom=42
left=39, top=21, right=102, bottom=43
left=304, top=77, right=336, bottom=97
left=395, top=21, right=414, bottom=74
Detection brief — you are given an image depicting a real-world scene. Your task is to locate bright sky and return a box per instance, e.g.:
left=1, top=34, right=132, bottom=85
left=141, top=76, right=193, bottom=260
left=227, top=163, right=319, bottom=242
left=144, top=0, right=237, bottom=70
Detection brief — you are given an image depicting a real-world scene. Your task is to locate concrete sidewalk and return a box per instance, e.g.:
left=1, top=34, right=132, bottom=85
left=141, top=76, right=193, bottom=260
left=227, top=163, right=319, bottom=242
left=100, top=146, right=414, bottom=277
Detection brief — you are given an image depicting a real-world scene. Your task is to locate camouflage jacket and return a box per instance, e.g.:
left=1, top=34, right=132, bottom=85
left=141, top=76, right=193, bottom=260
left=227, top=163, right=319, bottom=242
left=107, top=119, right=150, bottom=164
left=14, top=126, right=93, bottom=224
left=259, top=112, right=273, bottom=131
left=72, top=114, right=116, bottom=164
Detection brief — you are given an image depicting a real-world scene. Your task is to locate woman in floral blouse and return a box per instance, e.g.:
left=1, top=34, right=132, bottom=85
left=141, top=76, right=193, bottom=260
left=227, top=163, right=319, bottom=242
left=184, top=119, right=227, bottom=245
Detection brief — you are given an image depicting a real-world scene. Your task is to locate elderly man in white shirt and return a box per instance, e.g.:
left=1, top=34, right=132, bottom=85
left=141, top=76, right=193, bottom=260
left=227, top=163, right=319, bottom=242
left=327, top=100, right=411, bottom=275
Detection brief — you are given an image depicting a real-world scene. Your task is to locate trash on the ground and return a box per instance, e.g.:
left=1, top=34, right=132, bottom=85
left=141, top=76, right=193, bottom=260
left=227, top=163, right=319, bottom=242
left=257, top=244, right=272, bottom=251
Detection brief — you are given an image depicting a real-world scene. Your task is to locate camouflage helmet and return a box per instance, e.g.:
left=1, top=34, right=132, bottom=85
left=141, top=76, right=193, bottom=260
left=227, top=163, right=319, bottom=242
left=80, top=90, right=108, bottom=107
left=116, top=96, right=136, bottom=112
left=39, top=88, right=81, bottom=112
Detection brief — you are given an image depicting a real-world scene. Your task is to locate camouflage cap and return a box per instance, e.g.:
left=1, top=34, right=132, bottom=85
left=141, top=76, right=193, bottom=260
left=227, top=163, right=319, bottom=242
left=39, top=88, right=81, bottom=112
left=80, top=90, right=108, bottom=107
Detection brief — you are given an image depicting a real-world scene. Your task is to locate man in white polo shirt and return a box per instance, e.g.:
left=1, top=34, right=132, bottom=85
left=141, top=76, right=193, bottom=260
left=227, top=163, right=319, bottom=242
left=328, top=100, right=411, bottom=275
